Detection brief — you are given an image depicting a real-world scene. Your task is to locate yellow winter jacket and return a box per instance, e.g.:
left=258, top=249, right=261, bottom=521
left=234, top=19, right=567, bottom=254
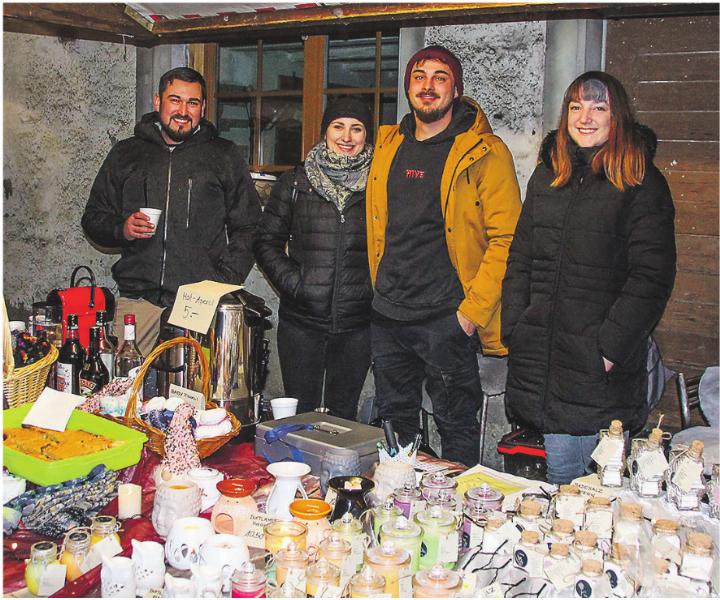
left=366, top=98, right=522, bottom=356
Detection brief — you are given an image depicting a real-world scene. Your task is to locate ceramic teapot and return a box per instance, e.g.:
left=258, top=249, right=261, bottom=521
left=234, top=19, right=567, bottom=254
left=165, top=517, right=214, bottom=570
left=266, top=462, right=311, bottom=519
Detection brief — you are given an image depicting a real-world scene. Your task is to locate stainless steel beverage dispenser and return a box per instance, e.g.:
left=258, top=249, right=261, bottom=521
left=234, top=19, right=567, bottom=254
left=195, top=290, right=272, bottom=425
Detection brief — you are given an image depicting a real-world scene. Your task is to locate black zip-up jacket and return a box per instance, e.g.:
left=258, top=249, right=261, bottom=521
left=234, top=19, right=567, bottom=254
left=82, top=112, right=261, bottom=307
left=253, top=166, right=373, bottom=332
left=501, top=126, right=676, bottom=435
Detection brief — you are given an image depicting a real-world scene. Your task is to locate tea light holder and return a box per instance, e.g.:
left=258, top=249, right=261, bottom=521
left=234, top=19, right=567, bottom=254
left=264, top=520, right=308, bottom=555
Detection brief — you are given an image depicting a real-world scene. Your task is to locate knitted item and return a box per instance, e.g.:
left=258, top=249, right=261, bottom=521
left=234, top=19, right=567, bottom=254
left=161, top=402, right=200, bottom=476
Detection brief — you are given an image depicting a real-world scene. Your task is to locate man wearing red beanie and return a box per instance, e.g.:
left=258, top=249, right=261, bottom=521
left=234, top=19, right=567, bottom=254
left=366, top=45, right=521, bottom=466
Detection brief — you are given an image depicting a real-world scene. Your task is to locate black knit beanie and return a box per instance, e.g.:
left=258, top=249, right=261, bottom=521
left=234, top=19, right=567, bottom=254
left=321, top=96, right=374, bottom=142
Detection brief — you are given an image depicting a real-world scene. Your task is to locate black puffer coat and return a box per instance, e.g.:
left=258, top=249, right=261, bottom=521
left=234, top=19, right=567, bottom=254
left=502, top=127, right=676, bottom=435
left=253, top=167, right=373, bottom=332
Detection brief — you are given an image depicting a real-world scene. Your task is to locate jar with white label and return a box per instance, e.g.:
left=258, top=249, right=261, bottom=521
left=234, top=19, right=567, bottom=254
left=513, top=530, right=548, bottom=578
left=651, top=519, right=681, bottom=563
left=514, top=498, right=544, bottom=533
left=380, top=515, right=423, bottom=574
left=604, top=543, right=636, bottom=598
left=574, top=559, right=605, bottom=598
left=349, top=565, right=385, bottom=598
left=275, top=543, right=308, bottom=591
left=393, top=483, right=424, bottom=519
left=332, top=512, right=365, bottom=574
left=318, top=533, right=352, bottom=577
left=543, top=544, right=580, bottom=593
left=414, top=505, right=458, bottom=570
left=596, top=420, right=626, bottom=488
left=373, top=497, right=402, bottom=540
left=629, top=428, right=668, bottom=497
left=667, top=440, right=706, bottom=511
left=412, top=564, right=462, bottom=598
left=612, top=503, right=643, bottom=547
left=679, top=532, right=714, bottom=582
left=546, top=518, right=575, bottom=545
left=462, top=495, right=486, bottom=550
left=554, top=485, right=586, bottom=529
left=305, top=558, right=340, bottom=598
left=482, top=517, right=510, bottom=554
left=420, top=472, right=457, bottom=502
left=364, top=541, right=412, bottom=598
left=583, top=496, right=613, bottom=540
left=572, top=530, right=603, bottom=564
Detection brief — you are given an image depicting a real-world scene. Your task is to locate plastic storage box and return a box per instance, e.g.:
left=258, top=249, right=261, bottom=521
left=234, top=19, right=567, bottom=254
left=497, top=427, right=547, bottom=481
left=3, top=404, right=148, bottom=486
left=255, top=412, right=385, bottom=474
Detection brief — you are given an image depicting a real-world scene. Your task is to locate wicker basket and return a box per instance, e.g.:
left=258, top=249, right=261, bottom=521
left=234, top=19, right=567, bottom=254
left=122, top=336, right=240, bottom=458
left=3, top=344, right=59, bottom=408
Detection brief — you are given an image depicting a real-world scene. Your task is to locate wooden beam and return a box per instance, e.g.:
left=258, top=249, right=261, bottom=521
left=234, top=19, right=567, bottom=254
left=189, top=43, right=219, bottom=125
left=148, top=2, right=718, bottom=38
left=302, top=36, right=326, bottom=159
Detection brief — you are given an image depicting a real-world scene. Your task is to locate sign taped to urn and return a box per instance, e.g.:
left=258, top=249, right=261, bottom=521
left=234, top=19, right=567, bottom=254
left=167, top=280, right=242, bottom=334
left=255, top=413, right=385, bottom=475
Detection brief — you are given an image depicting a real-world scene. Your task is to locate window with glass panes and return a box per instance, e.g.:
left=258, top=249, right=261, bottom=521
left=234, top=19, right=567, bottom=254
left=214, top=32, right=398, bottom=172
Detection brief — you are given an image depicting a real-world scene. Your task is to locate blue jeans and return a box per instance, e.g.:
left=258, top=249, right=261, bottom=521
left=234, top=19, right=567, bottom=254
left=544, top=432, right=630, bottom=484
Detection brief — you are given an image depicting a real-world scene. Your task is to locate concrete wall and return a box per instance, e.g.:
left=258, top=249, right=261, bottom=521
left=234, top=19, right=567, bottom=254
left=3, top=33, right=136, bottom=317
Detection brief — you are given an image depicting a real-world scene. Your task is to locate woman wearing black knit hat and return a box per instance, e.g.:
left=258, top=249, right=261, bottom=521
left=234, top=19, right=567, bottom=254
left=254, top=96, right=374, bottom=419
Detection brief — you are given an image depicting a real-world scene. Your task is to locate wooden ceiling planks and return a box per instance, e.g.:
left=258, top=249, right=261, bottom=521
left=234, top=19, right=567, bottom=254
left=4, top=2, right=718, bottom=47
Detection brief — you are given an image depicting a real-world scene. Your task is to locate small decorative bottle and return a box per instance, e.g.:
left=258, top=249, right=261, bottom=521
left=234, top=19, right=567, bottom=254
left=554, top=484, right=586, bottom=528
left=60, top=528, right=91, bottom=582
left=546, top=518, right=575, bottom=545
left=513, top=529, right=547, bottom=578
left=595, top=420, right=625, bottom=487
left=667, top=440, right=706, bottom=511
left=373, top=496, right=402, bottom=540
left=679, top=532, right=714, bottom=583
left=612, top=503, right=643, bottom=548
left=543, top=543, right=579, bottom=593
left=707, top=463, right=720, bottom=519
left=651, top=519, right=681, bottom=564
left=461, top=494, right=487, bottom=550
left=629, top=427, right=668, bottom=497
left=25, top=541, right=61, bottom=596
left=572, top=530, right=603, bottom=564
left=573, top=559, right=606, bottom=598
left=513, top=498, right=544, bottom=533
left=583, top=496, right=613, bottom=540
left=604, top=543, right=637, bottom=598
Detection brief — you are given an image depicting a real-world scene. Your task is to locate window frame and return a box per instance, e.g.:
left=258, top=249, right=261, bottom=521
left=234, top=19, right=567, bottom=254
left=193, top=30, right=398, bottom=173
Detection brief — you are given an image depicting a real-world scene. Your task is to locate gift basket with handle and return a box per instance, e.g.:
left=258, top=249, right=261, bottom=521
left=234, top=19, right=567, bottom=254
left=3, top=299, right=59, bottom=409
left=121, top=336, right=240, bottom=458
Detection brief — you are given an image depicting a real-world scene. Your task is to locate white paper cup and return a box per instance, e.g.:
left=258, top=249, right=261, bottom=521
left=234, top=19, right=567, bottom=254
left=271, top=397, right=299, bottom=419
left=139, top=207, right=162, bottom=236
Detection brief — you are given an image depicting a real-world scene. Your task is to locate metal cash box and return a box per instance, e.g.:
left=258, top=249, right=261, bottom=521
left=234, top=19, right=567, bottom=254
left=254, top=412, right=385, bottom=474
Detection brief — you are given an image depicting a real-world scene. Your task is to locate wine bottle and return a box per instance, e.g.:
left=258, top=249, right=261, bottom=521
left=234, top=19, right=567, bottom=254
left=56, top=314, right=84, bottom=394
left=114, top=313, right=144, bottom=377
left=79, top=326, right=110, bottom=396
left=95, top=310, right=116, bottom=380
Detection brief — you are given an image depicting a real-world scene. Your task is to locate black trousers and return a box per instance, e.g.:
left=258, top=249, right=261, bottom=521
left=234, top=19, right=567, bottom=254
left=277, top=318, right=371, bottom=420
left=371, top=312, right=483, bottom=466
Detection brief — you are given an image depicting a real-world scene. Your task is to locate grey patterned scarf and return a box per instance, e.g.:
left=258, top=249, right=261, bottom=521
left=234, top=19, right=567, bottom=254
left=304, top=141, right=373, bottom=212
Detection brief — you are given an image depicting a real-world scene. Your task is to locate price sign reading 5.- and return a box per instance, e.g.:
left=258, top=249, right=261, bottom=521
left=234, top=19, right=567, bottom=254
left=168, top=280, right=243, bottom=335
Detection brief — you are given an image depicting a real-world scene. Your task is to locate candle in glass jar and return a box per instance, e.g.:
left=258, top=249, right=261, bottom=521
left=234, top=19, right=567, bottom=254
left=264, top=521, right=308, bottom=554
left=118, top=483, right=142, bottom=520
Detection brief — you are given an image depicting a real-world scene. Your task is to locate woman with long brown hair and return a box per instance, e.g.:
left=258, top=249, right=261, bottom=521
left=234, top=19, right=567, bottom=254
left=501, top=71, right=676, bottom=484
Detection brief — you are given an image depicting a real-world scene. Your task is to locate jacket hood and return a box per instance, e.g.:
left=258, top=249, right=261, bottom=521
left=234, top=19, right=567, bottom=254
left=135, top=111, right=219, bottom=147
left=539, top=123, right=658, bottom=168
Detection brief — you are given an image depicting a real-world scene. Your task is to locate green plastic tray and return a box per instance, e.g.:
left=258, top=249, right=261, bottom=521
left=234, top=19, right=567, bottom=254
left=3, top=404, right=147, bottom=486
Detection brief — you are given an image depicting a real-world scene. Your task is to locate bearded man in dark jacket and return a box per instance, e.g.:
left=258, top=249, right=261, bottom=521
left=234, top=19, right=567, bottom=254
left=82, top=67, right=260, bottom=353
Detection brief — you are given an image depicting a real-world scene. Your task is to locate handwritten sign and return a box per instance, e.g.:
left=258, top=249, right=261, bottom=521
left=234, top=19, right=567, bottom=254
left=168, top=384, right=206, bottom=412
left=240, top=511, right=279, bottom=549
left=168, top=281, right=242, bottom=334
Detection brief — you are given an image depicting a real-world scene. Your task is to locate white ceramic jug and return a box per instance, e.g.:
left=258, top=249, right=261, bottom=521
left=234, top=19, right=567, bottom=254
left=131, top=539, right=165, bottom=596
left=266, top=462, right=311, bottom=519
left=101, top=555, right=136, bottom=598
left=190, top=564, right=223, bottom=598
left=165, top=517, right=214, bottom=570
left=200, top=533, right=250, bottom=593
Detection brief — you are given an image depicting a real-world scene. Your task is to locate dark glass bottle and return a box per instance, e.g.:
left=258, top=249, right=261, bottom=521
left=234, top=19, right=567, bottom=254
left=79, top=326, right=110, bottom=396
left=95, top=311, right=116, bottom=380
left=56, top=314, right=84, bottom=394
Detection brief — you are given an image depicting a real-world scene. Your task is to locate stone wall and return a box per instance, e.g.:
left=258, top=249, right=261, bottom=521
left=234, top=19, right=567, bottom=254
left=3, top=33, right=136, bottom=317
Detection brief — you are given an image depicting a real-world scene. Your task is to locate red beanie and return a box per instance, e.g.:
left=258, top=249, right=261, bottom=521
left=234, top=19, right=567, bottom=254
left=404, top=45, right=464, bottom=97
